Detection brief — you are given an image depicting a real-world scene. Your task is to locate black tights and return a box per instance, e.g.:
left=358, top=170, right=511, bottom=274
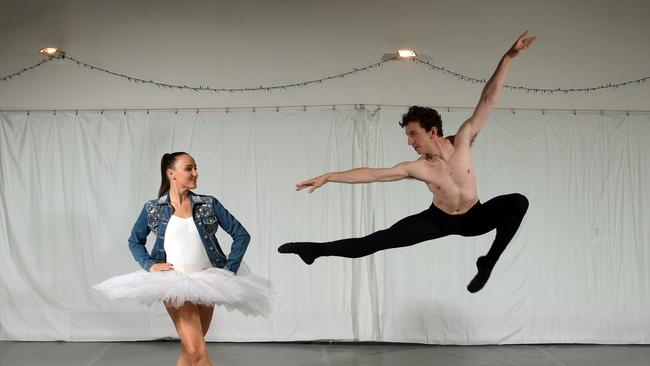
left=279, top=193, right=529, bottom=292
left=316, top=193, right=528, bottom=262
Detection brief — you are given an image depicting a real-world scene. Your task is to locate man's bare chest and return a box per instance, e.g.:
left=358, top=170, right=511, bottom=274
left=420, top=156, right=475, bottom=188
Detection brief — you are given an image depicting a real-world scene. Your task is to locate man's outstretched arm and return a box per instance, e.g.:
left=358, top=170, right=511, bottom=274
left=296, top=162, right=415, bottom=193
left=456, top=31, right=536, bottom=145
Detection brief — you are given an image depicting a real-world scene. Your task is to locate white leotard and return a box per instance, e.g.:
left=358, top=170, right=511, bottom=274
left=164, top=215, right=211, bottom=273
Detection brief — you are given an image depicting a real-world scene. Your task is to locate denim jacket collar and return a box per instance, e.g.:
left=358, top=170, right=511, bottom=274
left=157, top=191, right=208, bottom=207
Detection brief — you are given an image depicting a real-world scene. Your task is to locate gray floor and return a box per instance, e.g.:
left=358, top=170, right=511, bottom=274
left=1, top=341, right=649, bottom=366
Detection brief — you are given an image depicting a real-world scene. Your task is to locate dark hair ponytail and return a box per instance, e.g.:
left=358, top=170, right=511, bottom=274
left=158, top=152, right=189, bottom=197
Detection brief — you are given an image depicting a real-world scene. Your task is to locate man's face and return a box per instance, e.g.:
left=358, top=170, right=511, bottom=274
left=405, top=121, right=435, bottom=154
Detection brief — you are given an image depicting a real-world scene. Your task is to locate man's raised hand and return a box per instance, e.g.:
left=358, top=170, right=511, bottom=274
left=506, top=31, right=536, bottom=58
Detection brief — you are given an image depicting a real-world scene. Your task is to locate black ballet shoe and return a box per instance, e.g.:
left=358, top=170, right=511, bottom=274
left=466, top=256, right=494, bottom=293
left=277, top=242, right=316, bottom=265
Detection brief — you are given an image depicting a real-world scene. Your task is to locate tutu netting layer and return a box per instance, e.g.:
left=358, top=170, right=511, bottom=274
left=94, top=264, right=271, bottom=317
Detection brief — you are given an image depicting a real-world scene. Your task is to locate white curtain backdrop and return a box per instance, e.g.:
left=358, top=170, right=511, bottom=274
left=0, top=108, right=648, bottom=343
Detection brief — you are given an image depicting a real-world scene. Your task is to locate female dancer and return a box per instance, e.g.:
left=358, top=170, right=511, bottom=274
left=96, top=152, right=270, bottom=366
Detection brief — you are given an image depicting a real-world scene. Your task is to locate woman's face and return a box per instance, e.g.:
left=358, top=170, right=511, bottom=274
left=168, top=154, right=198, bottom=190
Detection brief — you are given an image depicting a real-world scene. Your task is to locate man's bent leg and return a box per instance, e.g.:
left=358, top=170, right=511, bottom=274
left=467, top=193, right=529, bottom=293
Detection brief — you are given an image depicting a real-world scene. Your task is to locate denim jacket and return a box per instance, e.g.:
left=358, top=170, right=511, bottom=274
left=128, top=191, right=250, bottom=273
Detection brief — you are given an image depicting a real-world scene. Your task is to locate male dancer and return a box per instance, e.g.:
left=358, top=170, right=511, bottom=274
left=279, top=32, right=535, bottom=293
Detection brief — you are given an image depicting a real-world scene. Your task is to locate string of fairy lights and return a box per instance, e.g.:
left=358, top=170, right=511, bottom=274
left=1, top=51, right=648, bottom=95
left=0, top=58, right=55, bottom=82
left=61, top=55, right=397, bottom=92
left=411, top=58, right=650, bottom=95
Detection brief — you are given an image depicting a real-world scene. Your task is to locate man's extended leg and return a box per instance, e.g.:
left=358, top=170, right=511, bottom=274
left=278, top=206, right=449, bottom=264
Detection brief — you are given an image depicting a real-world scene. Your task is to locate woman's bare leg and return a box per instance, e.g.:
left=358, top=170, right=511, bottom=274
left=166, top=302, right=215, bottom=366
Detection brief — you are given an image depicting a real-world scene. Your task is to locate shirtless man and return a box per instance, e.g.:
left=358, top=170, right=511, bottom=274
left=279, top=32, right=535, bottom=293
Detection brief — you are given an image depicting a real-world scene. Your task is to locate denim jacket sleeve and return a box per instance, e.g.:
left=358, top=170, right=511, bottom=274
left=128, top=203, right=155, bottom=271
left=212, top=198, right=250, bottom=273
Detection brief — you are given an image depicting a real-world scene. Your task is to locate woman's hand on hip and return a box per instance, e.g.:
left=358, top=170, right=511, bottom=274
left=149, top=263, right=174, bottom=272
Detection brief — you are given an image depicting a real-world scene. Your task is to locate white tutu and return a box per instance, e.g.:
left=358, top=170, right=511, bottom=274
left=94, top=263, right=271, bottom=317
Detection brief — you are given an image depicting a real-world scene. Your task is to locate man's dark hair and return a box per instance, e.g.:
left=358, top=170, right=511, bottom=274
left=399, top=106, right=443, bottom=136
